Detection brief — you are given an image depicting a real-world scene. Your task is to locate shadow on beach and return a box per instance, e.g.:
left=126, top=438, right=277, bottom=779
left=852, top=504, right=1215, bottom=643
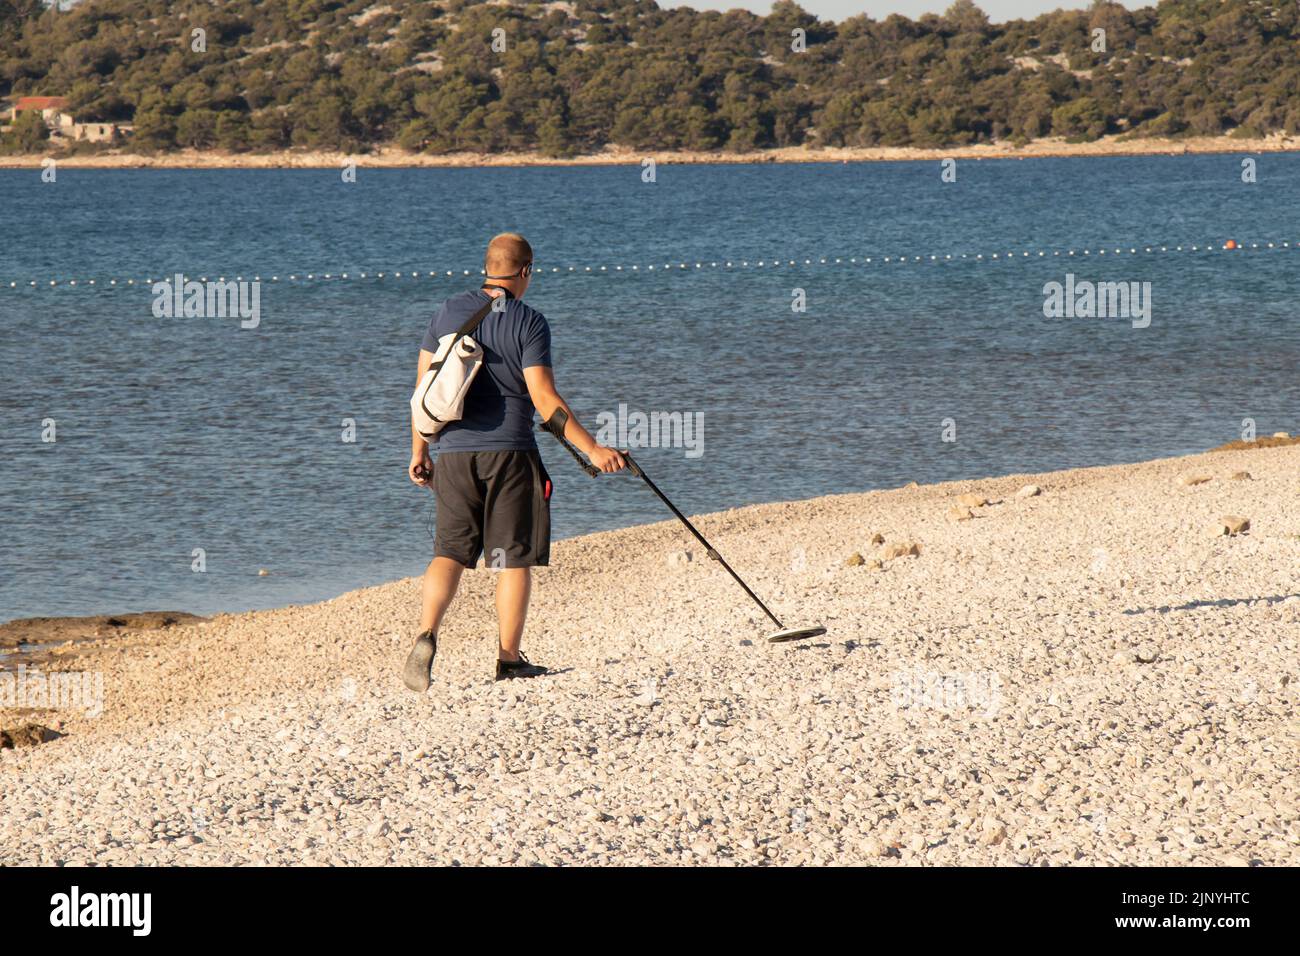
left=1123, top=594, right=1300, bottom=615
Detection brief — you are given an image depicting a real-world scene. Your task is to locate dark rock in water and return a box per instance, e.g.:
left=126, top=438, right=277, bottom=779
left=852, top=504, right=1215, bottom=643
left=1210, top=434, right=1300, bottom=452
left=0, top=611, right=205, bottom=650
left=0, top=723, right=62, bottom=748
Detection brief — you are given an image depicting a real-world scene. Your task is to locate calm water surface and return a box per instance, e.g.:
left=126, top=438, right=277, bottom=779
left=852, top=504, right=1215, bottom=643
left=1, top=157, right=1296, bottom=619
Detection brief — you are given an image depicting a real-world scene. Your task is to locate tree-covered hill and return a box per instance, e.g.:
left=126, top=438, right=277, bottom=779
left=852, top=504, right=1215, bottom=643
left=2, top=0, right=1298, bottom=154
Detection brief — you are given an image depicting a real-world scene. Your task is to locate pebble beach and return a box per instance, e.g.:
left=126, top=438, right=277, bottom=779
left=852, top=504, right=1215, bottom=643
left=2, top=443, right=1297, bottom=866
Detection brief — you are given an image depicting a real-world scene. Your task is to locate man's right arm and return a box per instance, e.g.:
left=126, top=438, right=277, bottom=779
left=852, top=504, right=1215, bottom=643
left=523, top=365, right=625, bottom=473
left=409, top=348, right=434, bottom=485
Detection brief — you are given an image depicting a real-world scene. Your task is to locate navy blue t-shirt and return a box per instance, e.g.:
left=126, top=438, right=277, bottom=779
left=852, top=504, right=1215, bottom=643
left=419, top=290, right=551, bottom=452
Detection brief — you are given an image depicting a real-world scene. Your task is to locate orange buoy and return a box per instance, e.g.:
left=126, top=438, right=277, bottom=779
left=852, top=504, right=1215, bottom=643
left=1224, top=239, right=1237, bottom=250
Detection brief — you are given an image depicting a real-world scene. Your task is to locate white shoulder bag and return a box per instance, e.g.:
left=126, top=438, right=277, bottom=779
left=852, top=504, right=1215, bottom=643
left=410, top=295, right=498, bottom=440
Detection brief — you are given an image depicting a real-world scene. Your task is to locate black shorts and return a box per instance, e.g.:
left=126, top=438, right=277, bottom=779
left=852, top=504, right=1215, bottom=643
left=432, top=449, right=552, bottom=568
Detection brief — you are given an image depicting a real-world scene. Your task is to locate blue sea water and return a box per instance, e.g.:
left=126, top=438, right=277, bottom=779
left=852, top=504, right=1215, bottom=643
left=1, top=156, right=1297, bottom=621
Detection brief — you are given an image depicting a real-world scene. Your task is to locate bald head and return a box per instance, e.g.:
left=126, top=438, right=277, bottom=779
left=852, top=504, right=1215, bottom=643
left=485, top=232, right=533, bottom=279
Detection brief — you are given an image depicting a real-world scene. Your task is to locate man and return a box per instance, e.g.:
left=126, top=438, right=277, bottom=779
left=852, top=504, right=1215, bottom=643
left=403, top=232, right=625, bottom=692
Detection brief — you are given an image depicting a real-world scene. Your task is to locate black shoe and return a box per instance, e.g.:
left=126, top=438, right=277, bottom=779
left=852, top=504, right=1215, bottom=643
left=401, top=630, right=437, bottom=693
left=495, top=652, right=548, bottom=681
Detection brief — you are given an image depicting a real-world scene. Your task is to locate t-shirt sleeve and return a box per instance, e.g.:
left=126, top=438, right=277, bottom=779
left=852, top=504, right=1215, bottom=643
left=419, top=306, right=444, bottom=353
left=520, top=311, right=552, bottom=369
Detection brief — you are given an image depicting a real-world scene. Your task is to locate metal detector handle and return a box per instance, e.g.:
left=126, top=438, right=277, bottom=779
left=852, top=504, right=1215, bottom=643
left=539, top=408, right=600, bottom=478
left=622, top=451, right=644, bottom=479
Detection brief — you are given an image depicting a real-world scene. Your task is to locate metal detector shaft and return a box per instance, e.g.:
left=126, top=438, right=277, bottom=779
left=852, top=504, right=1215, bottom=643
left=538, top=409, right=787, bottom=631
left=536, top=410, right=824, bottom=643
left=622, top=452, right=787, bottom=631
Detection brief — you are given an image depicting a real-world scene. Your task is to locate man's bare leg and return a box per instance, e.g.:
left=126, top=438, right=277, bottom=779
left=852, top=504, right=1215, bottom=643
left=403, top=556, right=464, bottom=692
left=420, top=556, right=465, bottom=634
left=495, top=567, right=531, bottom=662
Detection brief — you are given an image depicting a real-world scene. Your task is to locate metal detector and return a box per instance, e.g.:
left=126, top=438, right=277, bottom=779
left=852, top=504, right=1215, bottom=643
left=540, top=409, right=827, bottom=644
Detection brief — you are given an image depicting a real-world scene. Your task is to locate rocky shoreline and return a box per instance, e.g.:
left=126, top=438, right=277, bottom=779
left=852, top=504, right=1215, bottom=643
left=0, top=133, right=1296, bottom=169
left=0, top=611, right=204, bottom=651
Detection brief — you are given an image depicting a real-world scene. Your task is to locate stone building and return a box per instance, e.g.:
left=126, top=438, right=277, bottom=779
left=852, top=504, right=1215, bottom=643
left=5, top=96, right=129, bottom=144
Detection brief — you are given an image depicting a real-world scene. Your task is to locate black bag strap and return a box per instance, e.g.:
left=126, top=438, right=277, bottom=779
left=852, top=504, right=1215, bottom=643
left=453, top=293, right=499, bottom=339
left=428, top=292, right=500, bottom=372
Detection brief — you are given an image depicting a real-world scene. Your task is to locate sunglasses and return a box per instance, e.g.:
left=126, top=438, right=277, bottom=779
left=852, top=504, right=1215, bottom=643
left=485, top=261, right=534, bottom=279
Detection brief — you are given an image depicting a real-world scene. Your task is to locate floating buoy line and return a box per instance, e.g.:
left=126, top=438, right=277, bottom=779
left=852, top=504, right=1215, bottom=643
left=3, top=240, right=1291, bottom=290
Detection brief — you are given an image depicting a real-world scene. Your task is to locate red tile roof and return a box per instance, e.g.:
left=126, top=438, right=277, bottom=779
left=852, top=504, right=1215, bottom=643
left=13, top=96, right=69, bottom=111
